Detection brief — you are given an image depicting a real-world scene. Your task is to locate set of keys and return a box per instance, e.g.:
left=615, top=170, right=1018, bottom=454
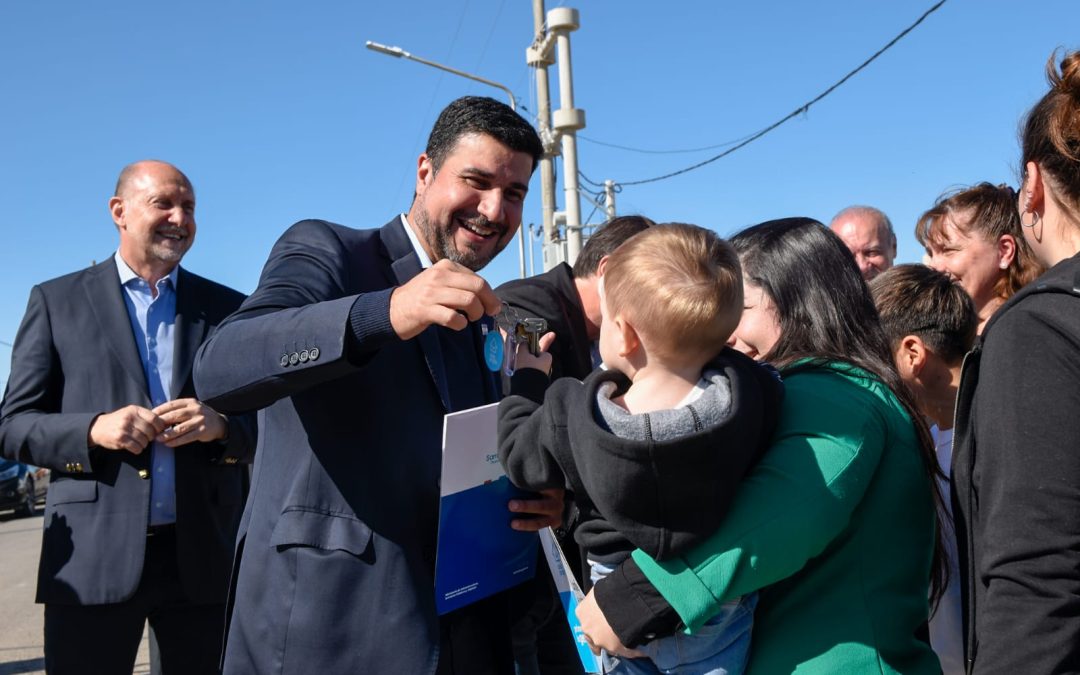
left=483, top=303, right=548, bottom=376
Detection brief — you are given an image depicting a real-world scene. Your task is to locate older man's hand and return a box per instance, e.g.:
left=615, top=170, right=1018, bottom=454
left=153, top=399, right=229, bottom=447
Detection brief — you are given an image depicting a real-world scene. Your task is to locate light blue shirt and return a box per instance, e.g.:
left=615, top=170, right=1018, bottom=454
left=115, top=252, right=178, bottom=527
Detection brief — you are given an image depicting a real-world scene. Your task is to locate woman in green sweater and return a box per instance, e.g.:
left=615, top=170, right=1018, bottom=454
left=578, top=218, right=947, bottom=674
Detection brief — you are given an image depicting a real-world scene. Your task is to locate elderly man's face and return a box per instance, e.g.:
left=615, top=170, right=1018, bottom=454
left=832, top=215, right=895, bottom=281
left=410, top=132, right=532, bottom=271
left=111, top=162, right=196, bottom=272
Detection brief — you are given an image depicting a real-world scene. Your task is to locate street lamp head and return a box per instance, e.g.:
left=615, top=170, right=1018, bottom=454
left=365, top=41, right=407, bottom=58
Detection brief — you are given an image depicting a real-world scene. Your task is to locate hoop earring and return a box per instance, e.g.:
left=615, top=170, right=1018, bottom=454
left=1021, top=210, right=1041, bottom=229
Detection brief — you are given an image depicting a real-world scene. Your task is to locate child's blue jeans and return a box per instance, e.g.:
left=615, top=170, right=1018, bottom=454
left=590, top=560, right=755, bottom=675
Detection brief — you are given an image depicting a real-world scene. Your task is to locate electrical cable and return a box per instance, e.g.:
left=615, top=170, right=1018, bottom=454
left=577, top=169, right=605, bottom=188
left=583, top=201, right=601, bottom=225
left=578, top=130, right=757, bottom=155
left=472, top=0, right=506, bottom=74
left=616, top=0, right=948, bottom=187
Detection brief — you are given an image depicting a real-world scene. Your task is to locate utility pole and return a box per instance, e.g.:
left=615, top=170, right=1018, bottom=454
left=527, top=0, right=559, bottom=272
left=549, top=8, right=585, bottom=264
left=527, top=5, right=586, bottom=269
left=604, top=180, right=617, bottom=221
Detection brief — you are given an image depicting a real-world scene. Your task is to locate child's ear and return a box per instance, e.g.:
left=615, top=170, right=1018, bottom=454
left=895, top=335, right=928, bottom=379
left=595, top=255, right=610, bottom=278
left=614, top=315, right=640, bottom=358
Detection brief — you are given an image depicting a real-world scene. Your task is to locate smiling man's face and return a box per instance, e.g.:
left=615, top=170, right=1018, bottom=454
left=409, top=132, right=533, bottom=272
left=111, top=161, right=196, bottom=276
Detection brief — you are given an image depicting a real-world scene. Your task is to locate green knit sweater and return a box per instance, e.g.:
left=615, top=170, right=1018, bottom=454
left=631, top=363, right=940, bottom=674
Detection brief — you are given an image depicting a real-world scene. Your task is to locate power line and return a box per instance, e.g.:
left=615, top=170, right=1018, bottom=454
left=615, top=0, right=948, bottom=188
left=471, top=0, right=506, bottom=74
left=577, top=169, right=607, bottom=189
left=578, top=130, right=757, bottom=155
left=0, top=340, right=13, bottom=349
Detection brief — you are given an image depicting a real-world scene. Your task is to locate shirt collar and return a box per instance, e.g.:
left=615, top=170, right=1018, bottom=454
left=400, top=214, right=433, bottom=269
left=114, top=251, right=179, bottom=290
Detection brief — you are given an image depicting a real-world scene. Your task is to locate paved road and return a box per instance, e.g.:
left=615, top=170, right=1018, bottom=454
left=0, top=509, right=151, bottom=674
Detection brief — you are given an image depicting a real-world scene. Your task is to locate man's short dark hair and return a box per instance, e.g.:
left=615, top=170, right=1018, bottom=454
left=572, top=215, right=656, bottom=277
left=869, top=264, right=977, bottom=365
left=425, top=96, right=544, bottom=173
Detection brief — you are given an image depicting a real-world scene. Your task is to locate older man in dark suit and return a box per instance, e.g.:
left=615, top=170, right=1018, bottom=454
left=0, top=160, right=255, bottom=674
left=194, top=96, right=562, bottom=675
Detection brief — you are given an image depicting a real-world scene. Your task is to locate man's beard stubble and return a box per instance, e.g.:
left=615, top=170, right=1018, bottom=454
left=414, top=205, right=509, bottom=272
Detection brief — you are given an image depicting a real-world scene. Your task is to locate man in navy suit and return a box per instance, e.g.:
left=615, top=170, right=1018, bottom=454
left=0, top=160, right=256, bottom=674
left=194, top=96, right=563, bottom=674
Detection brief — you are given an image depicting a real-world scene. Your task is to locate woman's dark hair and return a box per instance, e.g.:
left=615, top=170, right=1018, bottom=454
left=731, top=217, right=948, bottom=607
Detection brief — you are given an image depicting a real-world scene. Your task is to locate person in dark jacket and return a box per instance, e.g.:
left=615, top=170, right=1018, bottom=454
left=951, top=49, right=1080, bottom=674
left=0, top=160, right=256, bottom=674
left=499, top=224, right=782, bottom=674
left=193, top=96, right=562, bottom=675
left=497, top=215, right=655, bottom=385
left=496, top=214, right=654, bottom=675
left=574, top=219, right=946, bottom=675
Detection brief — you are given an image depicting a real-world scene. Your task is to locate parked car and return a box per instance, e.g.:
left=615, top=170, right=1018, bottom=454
left=0, top=459, right=49, bottom=517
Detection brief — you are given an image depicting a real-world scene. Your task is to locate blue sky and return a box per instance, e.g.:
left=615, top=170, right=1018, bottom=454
left=1, top=0, right=1077, bottom=389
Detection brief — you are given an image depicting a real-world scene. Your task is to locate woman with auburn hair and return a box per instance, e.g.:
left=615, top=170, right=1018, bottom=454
left=951, top=49, right=1080, bottom=674
left=916, top=182, right=1044, bottom=333
left=575, top=218, right=947, bottom=674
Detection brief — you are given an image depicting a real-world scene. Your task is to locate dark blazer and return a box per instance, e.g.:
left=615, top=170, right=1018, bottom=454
left=0, top=257, right=254, bottom=606
left=496, top=262, right=594, bottom=383
left=194, top=218, right=512, bottom=675
left=952, top=254, right=1080, bottom=674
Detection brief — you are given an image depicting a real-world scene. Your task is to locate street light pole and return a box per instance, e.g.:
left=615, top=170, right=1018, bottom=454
left=365, top=40, right=529, bottom=278
left=527, top=0, right=559, bottom=271
left=547, top=9, right=586, bottom=265
left=365, top=42, right=517, bottom=112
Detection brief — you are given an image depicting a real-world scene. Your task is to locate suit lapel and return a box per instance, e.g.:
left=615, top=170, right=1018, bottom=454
left=86, top=258, right=151, bottom=402
left=381, top=218, right=452, bottom=413
left=171, top=268, right=207, bottom=400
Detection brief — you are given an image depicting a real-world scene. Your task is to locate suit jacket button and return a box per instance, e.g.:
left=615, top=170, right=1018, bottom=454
left=299, top=349, right=309, bottom=363
left=138, top=469, right=150, bottom=479
left=289, top=352, right=300, bottom=366
left=309, top=347, right=320, bottom=361
left=73, top=463, right=83, bottom=473
left=64, top=462, right=72, bottom=472
left=280, top=354, right=290, bottom=367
